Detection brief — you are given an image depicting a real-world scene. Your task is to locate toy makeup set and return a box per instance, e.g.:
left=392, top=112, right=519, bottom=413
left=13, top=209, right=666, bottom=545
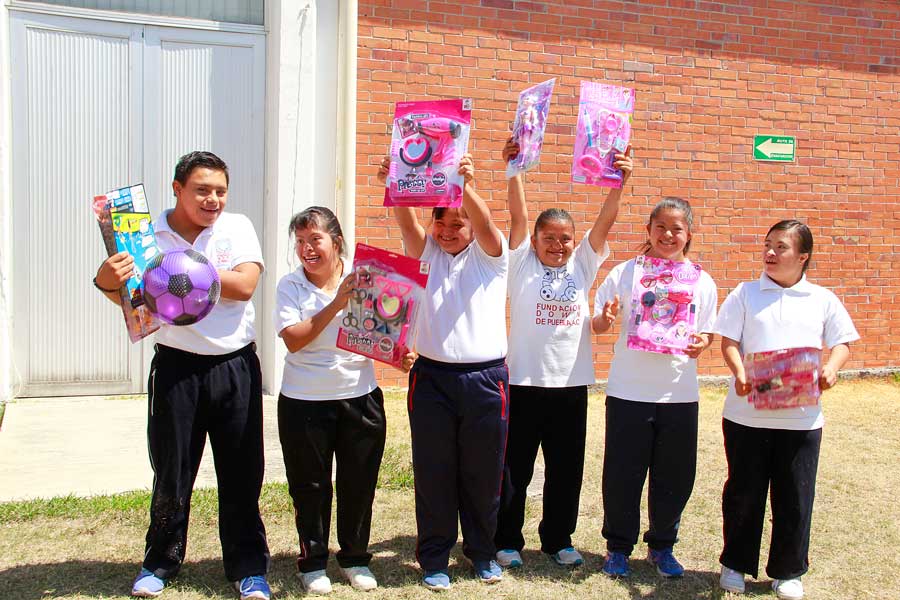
left=626, top=255, right=701, bottom=356
left=92, top=183, right=161, bottom=342
left=571, top=81, right=634, bottom=188
left=743, top=347, right=821, bottom=409
left=506, top=78, right=555, bottom=179
left=336, top=243, right=429, bottom=369
left=384, top=98, right=472, bottom=208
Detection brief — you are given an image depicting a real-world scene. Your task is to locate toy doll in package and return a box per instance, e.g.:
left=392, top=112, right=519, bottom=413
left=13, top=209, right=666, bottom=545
left=571, top=81, right=634, bottom=188
left=506, top=79, right=555, bottom=179
left=626, top=255, right=701, bottom=355
left=384, top=98, right=472, bottom=208
left=743, top=347, right=821, bottom=409
left=92, top=183, right=161, bottom=343
left=336, top=243, right=429, bottom=369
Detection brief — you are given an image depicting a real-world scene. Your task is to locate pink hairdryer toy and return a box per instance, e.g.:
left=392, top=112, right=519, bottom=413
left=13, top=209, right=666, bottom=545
left=385, top=98, right=472, bottom=208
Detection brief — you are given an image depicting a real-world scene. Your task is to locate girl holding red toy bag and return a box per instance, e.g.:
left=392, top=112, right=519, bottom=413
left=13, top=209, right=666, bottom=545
left=713, top=220, right=858, bottom=600
left=494, top=137, right=632, bottom=570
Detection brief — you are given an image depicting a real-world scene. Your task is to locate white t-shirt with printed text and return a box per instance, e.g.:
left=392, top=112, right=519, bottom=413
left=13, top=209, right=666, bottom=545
left=713, top=273, right=859, bottom=430
left=154, top=210, right=264, bottom=355
left=594, top=257, right=718, bottom=403
left=414, top=235, right=509, bottom=363
left=507, top=235, right=608, bottom=387
left=274, top=262, right=377, bottom=401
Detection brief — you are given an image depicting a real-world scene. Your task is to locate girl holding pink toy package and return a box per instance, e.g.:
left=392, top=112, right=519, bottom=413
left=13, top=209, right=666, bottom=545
left=274, top=207, right=400, bottom=594
left=713, top=220, right=858, bottom=600
left=377, top=153, right=509, bottom=591
left=591, top=197, right=718, bottom=579
left=494, top=137, right=632, bottom=570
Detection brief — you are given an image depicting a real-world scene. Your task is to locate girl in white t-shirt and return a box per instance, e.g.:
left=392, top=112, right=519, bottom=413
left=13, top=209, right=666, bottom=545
left=713, top=220, right=858, bottom=600
left=591, top=197, right=718, bottom=579
left=494, top=138, right=632, bottom=570
left=273, top=206, right=386, bottom=595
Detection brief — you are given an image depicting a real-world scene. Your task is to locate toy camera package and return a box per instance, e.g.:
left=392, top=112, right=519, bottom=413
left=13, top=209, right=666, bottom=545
left=92, top=183, right=161, bottom=343
left=571, top=81, right=635, bottom=188
left=626, top=255, right=702, bottom=356
left=336, top=243, right=429, bottom=369
left=744, top=347, right=821, bottom=410
left=506, top=78, right=555, bottom=179
left=384, top=98, right=472, bottom=208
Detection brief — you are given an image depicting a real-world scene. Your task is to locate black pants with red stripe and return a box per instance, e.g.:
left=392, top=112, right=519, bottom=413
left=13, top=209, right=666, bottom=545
left=144, top=343, right=270, bottom=582
left=407, top=355, right=509, bottom=572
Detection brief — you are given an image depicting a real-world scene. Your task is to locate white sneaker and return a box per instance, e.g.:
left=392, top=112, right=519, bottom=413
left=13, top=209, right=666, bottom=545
left=495, top=549, right=523, bottom=568
left=772, top=578, right=804, bottom=600
left=298, top=569, right=332, bottom=595
left=550, top=547, right=584, bottom=567
left=340, top=566, right=377, bottom=591
left=719, top=566, right=746, bottom=593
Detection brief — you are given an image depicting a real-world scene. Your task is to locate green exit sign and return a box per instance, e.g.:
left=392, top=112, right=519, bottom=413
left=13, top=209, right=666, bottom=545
left=754, top=135, right=795, bottom=161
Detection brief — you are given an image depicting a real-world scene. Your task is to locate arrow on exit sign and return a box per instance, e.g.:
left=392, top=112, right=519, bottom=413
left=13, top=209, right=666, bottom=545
left=754, top=135, right=795, bottom=161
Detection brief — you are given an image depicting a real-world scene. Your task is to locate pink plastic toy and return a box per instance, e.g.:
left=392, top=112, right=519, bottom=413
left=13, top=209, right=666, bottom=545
left=506, top=79, right=555, bottom=179
left=626, top=255, right=702, bottom=356
left=336, top=243, right=429, bottom=368
left=743, top=347, right=821, bottom=409
left=384, top=98, right=472, bottom=208
left=571, top=82, right=635, bottom=189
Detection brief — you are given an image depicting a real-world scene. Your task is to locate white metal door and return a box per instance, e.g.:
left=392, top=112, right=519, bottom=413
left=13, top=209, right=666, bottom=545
left=11, top=12, right=144, bottom=396
left=10, top=11, right=266, bottom=396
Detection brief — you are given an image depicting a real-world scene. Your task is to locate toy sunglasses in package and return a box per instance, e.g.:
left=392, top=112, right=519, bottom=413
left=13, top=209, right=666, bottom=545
left=92, top=184, right=161, bottom=343
left=384, top=98, right=472, bottom=208
left=336, top=243, right=429, bottom=369
left=744, top=347, right=821, bottom=410
left=571, top=81, right=634, bottom=189
left=626, top=255, right=702, bottom=356
left=506, top=78, right=555, bottom=179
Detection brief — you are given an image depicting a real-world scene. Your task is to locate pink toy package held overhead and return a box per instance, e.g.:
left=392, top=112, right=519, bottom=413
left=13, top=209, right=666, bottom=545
left=626, top=255, right=702, bottom=356
left=384, top=98, right=472, bottom=208
left=506, top=79, right=555, bottom=179
left=336, top=243, right=429, bottom=369
left=571, top=81, right=634, bottom=188
left=743, top=347, right=821, bottom=410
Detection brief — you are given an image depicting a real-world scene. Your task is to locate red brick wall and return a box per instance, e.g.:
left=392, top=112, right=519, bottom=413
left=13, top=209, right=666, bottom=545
left=356, top=0, right=900, bottom=388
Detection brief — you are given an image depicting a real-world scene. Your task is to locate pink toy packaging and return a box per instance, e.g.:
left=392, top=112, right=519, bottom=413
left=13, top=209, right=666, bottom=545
left=571, top=81, right=635, bottom=188
left=336, top=243, right=429, bottom=369
left=384, top=98, right=472, bottom=208
left=92, top=183, right=161, bottom=343
left=626, top=255, right=702, bottom=356
left=506, top=78, right=555, bottom=179
left=743, top=347, right=821, bottom=409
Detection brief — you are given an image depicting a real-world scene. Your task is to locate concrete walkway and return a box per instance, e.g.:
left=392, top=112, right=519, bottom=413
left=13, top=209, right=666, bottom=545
left=0, top=395, right=286, bottom=502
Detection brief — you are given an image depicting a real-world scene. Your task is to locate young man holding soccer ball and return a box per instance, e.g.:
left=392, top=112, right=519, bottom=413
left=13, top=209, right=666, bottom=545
left=94, top=151, right=271, bottom=600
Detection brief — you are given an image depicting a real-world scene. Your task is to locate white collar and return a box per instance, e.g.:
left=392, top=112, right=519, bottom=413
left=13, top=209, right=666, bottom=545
left=758, top=272, right=814, bottom=294
left=154, top=208, right=216, bottom=242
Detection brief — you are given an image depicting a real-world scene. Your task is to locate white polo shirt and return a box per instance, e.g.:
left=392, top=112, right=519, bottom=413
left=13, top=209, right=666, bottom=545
left=594, top=257, right=718, bottom=403
left=414, top=235, right=509, bottom=363
left=274, top=262, right=377, bottom=401
left=507, top=235, right=608, bottom=387
left=153, top=210, right=263, bottom=355
left=713, top=273, right=859, bottom=430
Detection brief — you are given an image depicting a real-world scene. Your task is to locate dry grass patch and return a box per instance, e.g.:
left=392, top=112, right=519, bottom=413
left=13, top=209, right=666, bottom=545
left=1, top=379, right=898, bottom=599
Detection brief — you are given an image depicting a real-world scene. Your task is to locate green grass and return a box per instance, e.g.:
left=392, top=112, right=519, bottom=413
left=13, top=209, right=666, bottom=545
left=1, top=381, right=899, bottom=599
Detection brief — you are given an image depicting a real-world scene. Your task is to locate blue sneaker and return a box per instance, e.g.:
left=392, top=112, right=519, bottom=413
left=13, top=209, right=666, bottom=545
left=495, top=549, right=523, bottom=569
left=131, top=568, right=166, bottom=597
left=233, top=575, right=271, bottom=600
left=647, top=547, right=684, bottom=578
left=601, top=552, right=631, bottom=578
left=422, top=570, right=451, bottom=591
left=473, top=560, right=502, bottom=584
left=549, top=546, right=584, bottom=567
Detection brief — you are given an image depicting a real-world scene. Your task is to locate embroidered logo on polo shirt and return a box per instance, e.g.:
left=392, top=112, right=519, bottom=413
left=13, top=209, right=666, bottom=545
left=215, top=239, right=233, bottom=268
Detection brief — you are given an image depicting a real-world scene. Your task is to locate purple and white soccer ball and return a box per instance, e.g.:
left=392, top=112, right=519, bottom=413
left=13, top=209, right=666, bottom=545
left=142, top=249, right=221, bottom=326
